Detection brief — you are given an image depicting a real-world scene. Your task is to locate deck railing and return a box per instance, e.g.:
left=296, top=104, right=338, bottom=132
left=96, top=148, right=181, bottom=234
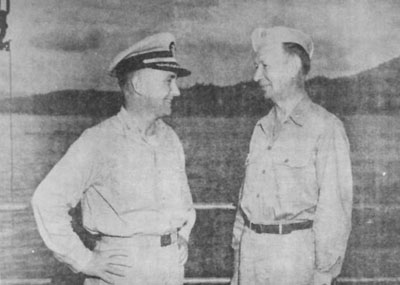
left=1, top=202, right=400, bottom=284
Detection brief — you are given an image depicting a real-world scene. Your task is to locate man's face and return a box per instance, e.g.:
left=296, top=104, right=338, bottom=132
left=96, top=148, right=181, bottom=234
left=134, top=68, right=181, bottom=117
left=253, top=44, right=297, bottom=101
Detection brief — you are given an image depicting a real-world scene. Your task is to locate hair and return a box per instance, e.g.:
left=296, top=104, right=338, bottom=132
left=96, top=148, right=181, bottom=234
left=116, top=71, right=131, bottom=91
left=282, top=42, right=311, bottom=76
left=116, top=71, right=136, bottom=108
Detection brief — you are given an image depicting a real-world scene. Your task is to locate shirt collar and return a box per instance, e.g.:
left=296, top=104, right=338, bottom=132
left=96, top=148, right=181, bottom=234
left=257, top=94, right=312, bottom=130
left=287, top=95, right=312, bottom=127
left=117, top=107, right=165, bottom=140
left=117, top=107, right=142, bottom=133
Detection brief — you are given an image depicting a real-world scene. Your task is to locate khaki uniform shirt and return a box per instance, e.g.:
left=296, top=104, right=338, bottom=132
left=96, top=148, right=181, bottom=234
left=32, top=108, right=196, bottom=273
left=233, top=95, right=353, bottom=278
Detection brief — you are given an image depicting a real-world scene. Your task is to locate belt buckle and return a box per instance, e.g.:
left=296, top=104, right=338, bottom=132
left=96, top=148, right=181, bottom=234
left=160, top=234, right=172, bottom=247
left=279, top=223, right=294, bottom=235
left=252, top=222, right=261, bottom=234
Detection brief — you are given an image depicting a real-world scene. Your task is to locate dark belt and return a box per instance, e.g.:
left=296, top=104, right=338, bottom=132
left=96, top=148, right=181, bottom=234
left=100, top=232, right=178, bottom=247
left=243, top=213, right=313, bottom=235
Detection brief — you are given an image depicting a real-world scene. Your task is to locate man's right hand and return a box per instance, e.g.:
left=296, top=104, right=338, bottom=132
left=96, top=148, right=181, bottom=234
left=82, top=249, right=131, bottom=284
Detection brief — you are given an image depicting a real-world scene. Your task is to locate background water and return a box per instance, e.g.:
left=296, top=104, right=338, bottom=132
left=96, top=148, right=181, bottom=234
left=1, top=114, right=400, bottom=283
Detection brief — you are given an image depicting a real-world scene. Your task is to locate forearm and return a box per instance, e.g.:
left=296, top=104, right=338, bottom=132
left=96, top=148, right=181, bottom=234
left=314, top=119, right=353, bottom=277
left=31, top=130, right=96, bottom=272
left=314, top=209, right=351, bottom=277
left=32, top=192, right=93, bottom=272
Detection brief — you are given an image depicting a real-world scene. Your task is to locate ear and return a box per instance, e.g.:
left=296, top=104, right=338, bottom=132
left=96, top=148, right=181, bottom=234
left=130, top=71, right=145, bottom=96
left=287, top=55, right=302, bottom=77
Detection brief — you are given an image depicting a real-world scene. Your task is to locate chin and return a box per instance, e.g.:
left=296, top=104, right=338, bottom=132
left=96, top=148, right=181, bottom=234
left=263, top=91, right=273, bottom=100
left=162, top=109, right=172, bottom=117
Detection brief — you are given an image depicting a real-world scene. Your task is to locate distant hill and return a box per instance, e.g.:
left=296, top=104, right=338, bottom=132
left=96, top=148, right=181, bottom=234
left=0, top=82, right=270, bottom=117
left=0, top=56, right=399, bottom=117
left=306, top=56, right=400, bottom=114
left=0, top=89, right=123, bottom=117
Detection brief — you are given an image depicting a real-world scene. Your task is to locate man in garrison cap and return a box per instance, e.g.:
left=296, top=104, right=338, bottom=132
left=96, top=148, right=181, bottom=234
left=231, top=26, right=353, bottom=285
left=32, top=33, right=196, bottom=285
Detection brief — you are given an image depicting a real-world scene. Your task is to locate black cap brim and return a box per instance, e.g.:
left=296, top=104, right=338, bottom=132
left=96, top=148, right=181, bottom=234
left=149, top=65, right=191, bottom=78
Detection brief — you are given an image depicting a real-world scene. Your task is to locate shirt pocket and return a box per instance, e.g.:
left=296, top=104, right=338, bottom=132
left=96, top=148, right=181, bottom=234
left=272, top=148, right=311, bottom=168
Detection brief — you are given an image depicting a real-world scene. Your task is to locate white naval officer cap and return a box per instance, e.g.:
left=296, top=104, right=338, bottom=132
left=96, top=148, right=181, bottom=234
left=108, top=32, right=191, bottom=78
left=251, top=26, right=314, bottom=59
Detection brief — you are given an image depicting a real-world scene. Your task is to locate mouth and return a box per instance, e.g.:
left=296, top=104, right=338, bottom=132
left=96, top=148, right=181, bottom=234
left=258, top=80, right=270, bottom=87
left=260, top=84, right=271, bottom=90
left=164, top=98, right=173, bottom=106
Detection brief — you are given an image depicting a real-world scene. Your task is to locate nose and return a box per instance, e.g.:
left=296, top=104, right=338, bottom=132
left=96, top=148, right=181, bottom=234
left=253, top=65, right=263, bottom=82
left=170, top=80, right=181, bottom=97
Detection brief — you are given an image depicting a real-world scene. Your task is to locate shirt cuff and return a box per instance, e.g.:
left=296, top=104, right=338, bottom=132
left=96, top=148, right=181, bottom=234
left=66, top=247, right=94, bottom=273
left=316, top=255, right=343, bottom=278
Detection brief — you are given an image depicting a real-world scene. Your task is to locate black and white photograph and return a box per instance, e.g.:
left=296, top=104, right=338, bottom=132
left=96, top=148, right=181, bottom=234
left=0, top=1, right=400, bottom=284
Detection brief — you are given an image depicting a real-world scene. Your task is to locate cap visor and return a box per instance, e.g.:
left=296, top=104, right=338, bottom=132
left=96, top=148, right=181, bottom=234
left=151, top=65, right=191, bottom=77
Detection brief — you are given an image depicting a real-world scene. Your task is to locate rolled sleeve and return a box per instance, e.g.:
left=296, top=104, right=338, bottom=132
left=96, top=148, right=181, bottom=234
left=314, top=119, right=353, bottom=277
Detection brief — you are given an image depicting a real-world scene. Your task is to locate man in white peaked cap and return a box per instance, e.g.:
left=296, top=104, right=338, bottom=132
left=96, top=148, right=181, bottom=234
left=32, top=33, right=196, bottom=285
left=231, top=26, right=353, bottom=285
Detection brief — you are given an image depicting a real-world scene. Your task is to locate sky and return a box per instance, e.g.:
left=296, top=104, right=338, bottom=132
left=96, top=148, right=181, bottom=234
left=0, top=0, right=399, bottom=96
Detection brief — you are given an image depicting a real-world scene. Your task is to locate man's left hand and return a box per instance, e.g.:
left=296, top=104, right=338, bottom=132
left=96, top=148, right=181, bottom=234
left=177, top=235, right=188, bottom=265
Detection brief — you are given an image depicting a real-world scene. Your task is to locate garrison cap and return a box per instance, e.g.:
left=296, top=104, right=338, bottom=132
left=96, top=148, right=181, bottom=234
left=109, top=32, right=191, bottom=78
left=251, top=26, right=314, bottom=58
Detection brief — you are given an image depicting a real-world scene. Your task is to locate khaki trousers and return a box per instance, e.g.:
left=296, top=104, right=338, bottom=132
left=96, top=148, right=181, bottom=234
left=84, top=235, right=184, bottom=285
left=236, top=227, right=315, bottom=285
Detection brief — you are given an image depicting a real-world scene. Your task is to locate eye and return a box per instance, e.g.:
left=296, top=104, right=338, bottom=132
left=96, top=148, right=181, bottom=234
left=166, top=75, right=177, bottom=84
left=254, top=62, right=267, bottom=69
